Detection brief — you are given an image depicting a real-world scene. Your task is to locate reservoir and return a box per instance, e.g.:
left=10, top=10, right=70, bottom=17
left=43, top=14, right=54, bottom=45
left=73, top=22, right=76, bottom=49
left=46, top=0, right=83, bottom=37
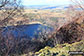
left=1, top=24, right=53, bottom=38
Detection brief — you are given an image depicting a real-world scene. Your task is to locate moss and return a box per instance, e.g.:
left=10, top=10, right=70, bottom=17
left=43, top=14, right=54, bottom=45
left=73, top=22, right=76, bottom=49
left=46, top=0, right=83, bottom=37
left=34, top=40, right=84, bottom=56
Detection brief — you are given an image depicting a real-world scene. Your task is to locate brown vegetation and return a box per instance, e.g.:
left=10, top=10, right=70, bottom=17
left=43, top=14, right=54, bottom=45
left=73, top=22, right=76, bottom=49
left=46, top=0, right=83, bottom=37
left=48, top=0, right=84, bottom=46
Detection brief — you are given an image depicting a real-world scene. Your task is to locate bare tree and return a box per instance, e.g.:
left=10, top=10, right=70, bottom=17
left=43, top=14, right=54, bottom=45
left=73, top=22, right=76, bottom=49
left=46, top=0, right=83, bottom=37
left=0, top=0, right=25, bottom=56
left=0, top=0, right=24, bottom=27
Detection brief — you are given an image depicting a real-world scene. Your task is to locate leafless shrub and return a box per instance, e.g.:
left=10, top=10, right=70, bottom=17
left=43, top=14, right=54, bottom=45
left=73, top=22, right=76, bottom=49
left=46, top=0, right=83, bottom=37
left=33, top=26, right=55, bottom=47
left=0, top=1, right=25, bottom=55
left=0, top=25, right=49, bottom=56
left=0, top=0, right=24, bottom=27
left=0, top=29, right=46, bottom=56
left=47, top=0, right=84, bottom=46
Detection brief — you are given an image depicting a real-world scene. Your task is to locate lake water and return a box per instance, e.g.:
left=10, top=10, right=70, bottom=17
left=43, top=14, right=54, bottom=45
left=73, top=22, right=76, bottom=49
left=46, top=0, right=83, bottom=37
left=1, top=24, right=53, bottom=38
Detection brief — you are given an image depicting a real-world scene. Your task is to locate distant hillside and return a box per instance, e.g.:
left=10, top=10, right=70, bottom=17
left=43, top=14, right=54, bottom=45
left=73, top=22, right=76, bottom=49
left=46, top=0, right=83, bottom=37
left=24, top=5, right=69, bottom=10
left=41, top=5, right=69, bottom=10
left=24, top=5, right=48, bottom=9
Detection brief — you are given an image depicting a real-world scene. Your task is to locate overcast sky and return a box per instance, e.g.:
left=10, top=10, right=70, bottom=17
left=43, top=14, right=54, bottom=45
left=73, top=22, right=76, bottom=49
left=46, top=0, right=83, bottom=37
left=22, top=0, right=72, bottom=6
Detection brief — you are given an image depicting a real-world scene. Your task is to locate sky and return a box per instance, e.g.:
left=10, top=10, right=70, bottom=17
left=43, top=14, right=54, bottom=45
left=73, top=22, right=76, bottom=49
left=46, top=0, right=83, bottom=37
left=22, top=0, right=71, bottom=6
